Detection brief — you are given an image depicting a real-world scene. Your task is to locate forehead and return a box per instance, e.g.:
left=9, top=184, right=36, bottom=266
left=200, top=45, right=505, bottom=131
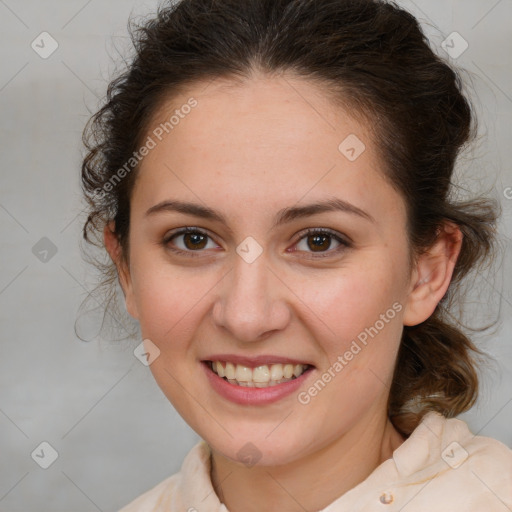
left=157, top=74, right=368, bottom=159
left=133, top=74, right=405, bottom=227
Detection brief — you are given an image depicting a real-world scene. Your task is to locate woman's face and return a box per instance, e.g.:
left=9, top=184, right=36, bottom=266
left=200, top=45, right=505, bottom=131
left=117, top=74, right=417, bottom=466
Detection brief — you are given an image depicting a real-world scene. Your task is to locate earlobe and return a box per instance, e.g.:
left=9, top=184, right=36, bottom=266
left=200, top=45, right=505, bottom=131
left=403, top=223, right=463, bottom=326
left=103, top=222, right=139, bottom=319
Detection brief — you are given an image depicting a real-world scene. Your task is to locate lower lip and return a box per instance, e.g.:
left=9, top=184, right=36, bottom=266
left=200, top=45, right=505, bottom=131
left=202, top=361, right=314, bottom=405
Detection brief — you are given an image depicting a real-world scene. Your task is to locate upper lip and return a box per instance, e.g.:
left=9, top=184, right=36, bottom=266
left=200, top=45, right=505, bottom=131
left=202, top=354, right=314, bottom=368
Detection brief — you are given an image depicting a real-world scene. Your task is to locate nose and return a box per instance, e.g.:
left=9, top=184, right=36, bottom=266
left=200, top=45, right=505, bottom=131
left=212, top=251, right=291, bottom=343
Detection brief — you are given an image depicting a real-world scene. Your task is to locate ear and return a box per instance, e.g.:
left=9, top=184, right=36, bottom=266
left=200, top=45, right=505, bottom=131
left=103, top=221, right=139, bottom=319
left=403, top=222, right=463, bottom=326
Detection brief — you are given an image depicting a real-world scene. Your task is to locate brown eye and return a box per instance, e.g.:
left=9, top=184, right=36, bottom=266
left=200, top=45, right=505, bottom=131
left=182, top=232, right=208, bottom=250
left=305, top=233, right=332, bottom=252
left=163, top=228, right=218, bottom=255
left=293, top=228, right=351, bottom=258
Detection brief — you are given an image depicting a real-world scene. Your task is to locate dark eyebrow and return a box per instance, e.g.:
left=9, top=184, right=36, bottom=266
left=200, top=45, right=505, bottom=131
left=144, top=197, right=375, bottom=226
left=272, top=197, right=375, bottom=227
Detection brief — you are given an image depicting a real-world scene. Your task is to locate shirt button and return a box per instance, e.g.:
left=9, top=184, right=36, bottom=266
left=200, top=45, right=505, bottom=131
left=379, top=491, right=394, bottom=504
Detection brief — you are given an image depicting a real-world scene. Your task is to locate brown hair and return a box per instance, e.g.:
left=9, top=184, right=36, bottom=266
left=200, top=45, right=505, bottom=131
left=80, top=0, right=500, bottom=436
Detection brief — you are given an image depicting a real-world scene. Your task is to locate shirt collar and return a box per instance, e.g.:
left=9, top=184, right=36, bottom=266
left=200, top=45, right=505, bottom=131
left=176, top=411, right=461, bottom=511
left=178, top=438, right=227, bottom=512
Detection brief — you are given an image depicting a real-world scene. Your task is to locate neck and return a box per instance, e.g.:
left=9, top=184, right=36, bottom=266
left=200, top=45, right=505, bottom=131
left=210, top=412, right=405, bottom=512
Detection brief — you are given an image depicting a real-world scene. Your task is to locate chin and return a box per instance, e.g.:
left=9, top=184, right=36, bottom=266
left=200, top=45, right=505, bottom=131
left=206, top=433, right=308, bottom=468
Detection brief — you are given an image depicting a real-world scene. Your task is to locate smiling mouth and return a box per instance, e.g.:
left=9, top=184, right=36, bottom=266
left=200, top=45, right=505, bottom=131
left=206, top=360, right=313, bottom=387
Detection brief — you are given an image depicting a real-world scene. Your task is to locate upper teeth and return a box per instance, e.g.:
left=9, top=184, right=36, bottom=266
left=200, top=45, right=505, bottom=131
left=210, top=361, right=308, bottom=387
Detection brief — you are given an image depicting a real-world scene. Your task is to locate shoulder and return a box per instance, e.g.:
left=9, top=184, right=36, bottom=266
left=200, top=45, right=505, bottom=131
left=433, top=425, right=511, bottom=510
left=450, top=420, right=512, bottom=505
left=117, top=440, right=212, bottom=512
left=118, top=473, right=179, bottom=512
left=394, top=412, right=512, bottom=510
left=438, top=413, right=512, bottom=476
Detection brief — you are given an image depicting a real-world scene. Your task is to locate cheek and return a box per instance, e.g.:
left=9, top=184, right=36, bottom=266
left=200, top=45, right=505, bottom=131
left=129, top=250, right=210, bottom=340
left=293, top=259, right=406, bottom=403
left=136, top=281, right=206, bottom=342
left=296, top=260, right=404, bottom=344
left=295, top=265, right=404, bottom=421
left=130, top=265, right=210, bottom=408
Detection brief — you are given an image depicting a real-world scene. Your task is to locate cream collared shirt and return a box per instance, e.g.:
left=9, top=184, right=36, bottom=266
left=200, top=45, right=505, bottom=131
left=119, top=411, right=512, bottom=511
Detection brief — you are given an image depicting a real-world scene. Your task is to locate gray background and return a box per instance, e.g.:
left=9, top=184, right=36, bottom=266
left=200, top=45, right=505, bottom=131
left=0, top=0, right=511, bottom=511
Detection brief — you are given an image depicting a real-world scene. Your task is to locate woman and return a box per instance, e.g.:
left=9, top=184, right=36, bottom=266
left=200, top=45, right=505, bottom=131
left=80, top=0, right=512, bottom=510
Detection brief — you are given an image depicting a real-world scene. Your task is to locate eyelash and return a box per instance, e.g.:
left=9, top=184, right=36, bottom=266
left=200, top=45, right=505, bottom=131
left=162, top=227, right=352, bottom=259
